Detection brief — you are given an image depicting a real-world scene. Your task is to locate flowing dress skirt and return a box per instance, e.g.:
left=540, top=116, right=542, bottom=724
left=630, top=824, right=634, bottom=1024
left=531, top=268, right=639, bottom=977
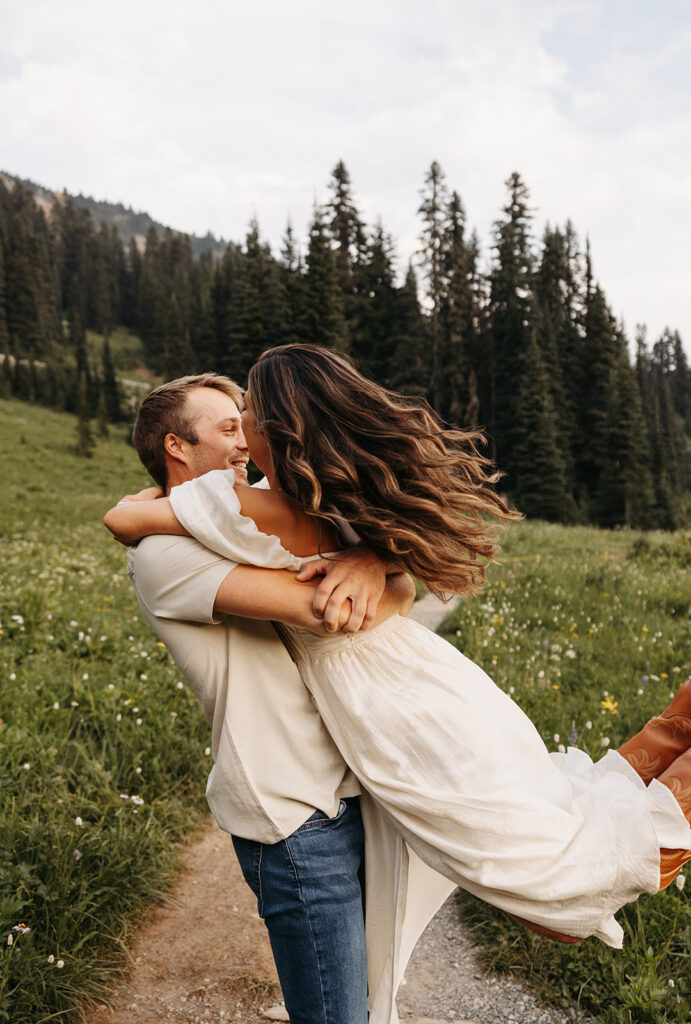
left=279, top=615, right=691, bottom=947
left=169, top=469, right=691, bottom=949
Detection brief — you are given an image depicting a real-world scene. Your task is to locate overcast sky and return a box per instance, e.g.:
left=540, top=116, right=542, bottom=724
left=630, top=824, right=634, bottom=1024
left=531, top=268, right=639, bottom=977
left=2, top=0, right=689, bottom=352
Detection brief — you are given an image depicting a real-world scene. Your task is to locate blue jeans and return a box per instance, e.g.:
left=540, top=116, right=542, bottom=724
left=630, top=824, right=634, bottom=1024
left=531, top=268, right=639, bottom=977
left=232, top=797, right=368, bottom=1024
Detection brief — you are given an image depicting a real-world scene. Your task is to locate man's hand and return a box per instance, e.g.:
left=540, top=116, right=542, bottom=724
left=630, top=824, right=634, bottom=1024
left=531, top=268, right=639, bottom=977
left=296, top=545, right=389, bottom=633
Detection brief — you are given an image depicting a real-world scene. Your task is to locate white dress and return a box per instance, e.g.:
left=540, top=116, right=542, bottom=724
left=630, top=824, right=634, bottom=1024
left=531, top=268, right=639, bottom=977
left=170, top=470, right=691, bottom=952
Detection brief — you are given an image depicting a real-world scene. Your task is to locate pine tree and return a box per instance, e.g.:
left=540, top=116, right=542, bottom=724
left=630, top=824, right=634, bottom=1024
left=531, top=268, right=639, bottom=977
left=136, top=227, right=168, bottom=370
left=579, top=283, right=619, bottom=517
left=75, top=369, right=94, bottom=457
left=304, top=204, right=347, bottom=352
left=388, top=263, right=430, bottom=396
left=512, top=331, right=570, bottom=520
left=328, top=161, right=365, bottom=296
left=534, top=225, right=578, bottom=493
left=122, top=238, right=142, bottom=328
left=417, top=161, right=450, bottom=411
left=0, top=240, right=10, bottom=352
left=276, top=220, right=308, bottom=346
left=351, top=222, right=398, bottom=381
left=101, top=335, right=121, bottom=422
left=197, top=244, right=240, bottom=374
left=602, top=334, right=654, bottom=527
left=487, top=172, right=535, bottom=481
left=441, top=190, right=476, bottom=424
left=97, top=389, right=109, bottom=437
left=1, top=352, right=13, bottom=396
left=5, top=213, right=45, bottom=358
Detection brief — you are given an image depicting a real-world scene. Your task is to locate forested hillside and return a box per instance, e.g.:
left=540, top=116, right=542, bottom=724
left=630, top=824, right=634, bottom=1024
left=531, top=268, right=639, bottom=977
left=0, top=162, right=689, bottom=528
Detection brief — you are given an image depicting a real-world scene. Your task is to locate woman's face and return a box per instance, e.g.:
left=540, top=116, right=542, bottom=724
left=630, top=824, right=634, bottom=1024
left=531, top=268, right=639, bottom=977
left=241, top=392, right=273, bottom=478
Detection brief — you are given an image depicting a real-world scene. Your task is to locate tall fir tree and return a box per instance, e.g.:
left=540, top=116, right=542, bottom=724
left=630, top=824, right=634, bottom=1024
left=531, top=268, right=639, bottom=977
left=74, top=368, right=94, bottom=457
left=388, top=263, right=430, bottom=396
left=417, top=161, right=450, bottom=412
left=276, top=220, right=308, bottom=346
left=487, top=172, right=535, bottom=482
left=101, top=335, right=121, bottom=422
left=512, top=330, right=571, bottom=520
left=304, top=204, right=347, bottom=352
left=0, top=239, right=10, bottom=352
left=533, top=225, right=578, bottom=495
left=441, top=190, right=476, bottom=424
left=579, top=283, right=621, bottom=519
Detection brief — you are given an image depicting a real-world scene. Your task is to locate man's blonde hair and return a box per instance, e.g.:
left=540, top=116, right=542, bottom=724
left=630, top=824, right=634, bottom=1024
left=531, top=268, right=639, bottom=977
left=132, top=373, right=244, bottom=487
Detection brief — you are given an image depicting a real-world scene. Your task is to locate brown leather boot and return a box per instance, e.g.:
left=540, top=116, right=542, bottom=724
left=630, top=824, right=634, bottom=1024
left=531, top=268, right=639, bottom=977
left=617, top=676, right=691, bottom=784
left=508, top=913, right=582, bottom=944
left=657, top=746, right=691, bottom=890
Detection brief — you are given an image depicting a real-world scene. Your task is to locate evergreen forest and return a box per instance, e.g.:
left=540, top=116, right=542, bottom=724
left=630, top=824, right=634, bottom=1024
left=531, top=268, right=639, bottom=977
left=0, top=162, right=689, bottom=529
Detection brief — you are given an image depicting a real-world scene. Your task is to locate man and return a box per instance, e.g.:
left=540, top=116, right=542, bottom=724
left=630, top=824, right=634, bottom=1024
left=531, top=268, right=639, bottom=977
left=113, top=372, right=415, bottom=1024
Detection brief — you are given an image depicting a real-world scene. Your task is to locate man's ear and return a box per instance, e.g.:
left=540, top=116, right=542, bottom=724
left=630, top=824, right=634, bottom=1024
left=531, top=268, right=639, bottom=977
left=164, top=433, right=188, bottom=466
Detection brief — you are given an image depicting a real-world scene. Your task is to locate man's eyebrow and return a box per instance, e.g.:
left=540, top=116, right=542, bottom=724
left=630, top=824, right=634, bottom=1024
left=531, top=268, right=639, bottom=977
left=216, top=416, right=241, bottom=427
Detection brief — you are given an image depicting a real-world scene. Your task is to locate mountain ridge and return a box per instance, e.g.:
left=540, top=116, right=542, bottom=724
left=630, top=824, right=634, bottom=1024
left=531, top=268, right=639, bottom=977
left=0, top=170, right=228, bottom=257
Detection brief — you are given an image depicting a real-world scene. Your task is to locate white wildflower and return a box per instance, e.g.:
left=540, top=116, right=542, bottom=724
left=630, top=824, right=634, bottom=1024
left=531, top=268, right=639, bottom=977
left=675, top=873, right=685, bottom=891
left=75, top=816, right=83, bottom=826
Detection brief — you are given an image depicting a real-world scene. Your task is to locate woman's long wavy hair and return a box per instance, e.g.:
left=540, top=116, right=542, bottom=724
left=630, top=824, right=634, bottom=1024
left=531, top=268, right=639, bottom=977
left=247, top=344, right=521, bottom=598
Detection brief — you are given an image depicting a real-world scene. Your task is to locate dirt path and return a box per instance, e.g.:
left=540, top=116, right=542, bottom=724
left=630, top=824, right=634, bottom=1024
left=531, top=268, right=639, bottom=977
left=84, top=598, right=573, bottom=1024
left=86, top=824, right=282, bottom=1024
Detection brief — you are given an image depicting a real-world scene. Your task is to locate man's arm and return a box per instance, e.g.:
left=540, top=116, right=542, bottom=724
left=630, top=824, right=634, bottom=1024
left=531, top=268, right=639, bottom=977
left=214, top=564, right=415, bottom=634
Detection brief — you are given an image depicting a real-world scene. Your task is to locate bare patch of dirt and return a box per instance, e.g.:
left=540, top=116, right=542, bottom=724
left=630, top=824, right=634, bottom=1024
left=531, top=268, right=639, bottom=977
left=83, top=821, right=281, bottom=1024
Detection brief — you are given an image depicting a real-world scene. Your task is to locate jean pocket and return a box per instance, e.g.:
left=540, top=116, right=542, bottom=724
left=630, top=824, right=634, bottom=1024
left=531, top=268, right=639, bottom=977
left=294, top=799, right=348, bottom=833
left=231, top=836, right=263, bottom=904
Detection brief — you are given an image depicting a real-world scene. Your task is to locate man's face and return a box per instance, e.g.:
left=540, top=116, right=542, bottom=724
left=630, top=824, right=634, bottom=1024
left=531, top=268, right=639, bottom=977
left=179, top=387, right=250, bottom=484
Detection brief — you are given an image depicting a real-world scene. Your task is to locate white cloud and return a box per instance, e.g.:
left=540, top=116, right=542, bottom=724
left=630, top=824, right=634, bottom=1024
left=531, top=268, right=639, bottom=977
left=0, top=0, right=689, bottom=348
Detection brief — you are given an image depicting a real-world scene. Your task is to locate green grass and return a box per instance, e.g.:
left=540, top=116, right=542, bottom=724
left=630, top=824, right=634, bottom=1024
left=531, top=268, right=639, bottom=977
left=1, top=399, right=690, bottom=1022
left=0, top=399, right=211, bottom=1022
left=440, top=521, right=691, bottom=1023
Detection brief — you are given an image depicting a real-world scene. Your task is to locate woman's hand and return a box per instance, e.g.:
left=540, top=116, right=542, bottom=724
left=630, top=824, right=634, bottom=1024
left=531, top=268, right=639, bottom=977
left=116, top=486, right=165, bottom=504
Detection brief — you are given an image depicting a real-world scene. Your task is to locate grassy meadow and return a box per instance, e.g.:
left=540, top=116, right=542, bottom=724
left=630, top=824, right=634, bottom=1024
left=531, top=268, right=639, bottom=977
left=441, top=523, right=691, bottom=1023
left=0, top=399, right=213, bottom=1023
left=0, top=397, right=689, bottom=1023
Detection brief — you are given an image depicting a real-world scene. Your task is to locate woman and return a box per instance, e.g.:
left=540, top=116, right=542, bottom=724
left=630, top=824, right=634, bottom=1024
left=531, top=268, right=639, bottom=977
left=105, top=344, right=691, bottom=947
